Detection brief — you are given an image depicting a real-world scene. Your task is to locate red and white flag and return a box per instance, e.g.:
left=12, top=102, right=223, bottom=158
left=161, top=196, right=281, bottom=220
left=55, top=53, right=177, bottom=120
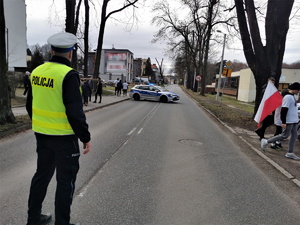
left=254, top=81, right=282, bottom=125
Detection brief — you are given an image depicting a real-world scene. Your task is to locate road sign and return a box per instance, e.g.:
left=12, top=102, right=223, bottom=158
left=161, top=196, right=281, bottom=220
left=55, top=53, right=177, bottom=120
left=196, top=75, right=202, bottom=81
left=222, top=68, right=232, bottom=77
left=226, top=60, right=233, bottom=68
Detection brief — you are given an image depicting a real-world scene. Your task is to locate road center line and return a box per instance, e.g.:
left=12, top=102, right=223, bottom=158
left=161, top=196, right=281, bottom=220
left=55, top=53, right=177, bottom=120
left=127, top=127, right=137, bottom=136
left=137, top=128, right=143, bottom=134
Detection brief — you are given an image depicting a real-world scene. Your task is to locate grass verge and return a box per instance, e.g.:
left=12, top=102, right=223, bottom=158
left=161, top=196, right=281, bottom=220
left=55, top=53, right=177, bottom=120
left=182, top=87, right=257, bottom=131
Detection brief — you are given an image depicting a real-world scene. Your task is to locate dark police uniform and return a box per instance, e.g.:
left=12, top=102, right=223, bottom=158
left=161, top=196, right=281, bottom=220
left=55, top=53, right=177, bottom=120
left=26, top=33, right=90, bottom=225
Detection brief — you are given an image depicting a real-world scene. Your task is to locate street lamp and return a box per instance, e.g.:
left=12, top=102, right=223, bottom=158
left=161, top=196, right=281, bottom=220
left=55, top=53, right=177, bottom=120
left=216, top=30, right=226, bottom=101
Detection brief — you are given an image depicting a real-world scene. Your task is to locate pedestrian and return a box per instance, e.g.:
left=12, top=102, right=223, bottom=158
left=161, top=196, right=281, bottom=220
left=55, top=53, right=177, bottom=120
left=88, top=76, right=94, bottom=102
left=117, top=79, right=123, bottom=96
left=93, top=77, right=102, bottom=103
left=82, top=79, right=92, bottom=106
left=261, top=82, right=300, bottom=160
left=268, top=89, right=290, bottom=150
left=255, top=77, right=276, bottom=140
left=122, top=80, right=128, bottom=96
left=23, top=71, right=30, bottom=96
left=25, top=32, right=91, bottom=225
left=114, top=78, right=119, bottom=95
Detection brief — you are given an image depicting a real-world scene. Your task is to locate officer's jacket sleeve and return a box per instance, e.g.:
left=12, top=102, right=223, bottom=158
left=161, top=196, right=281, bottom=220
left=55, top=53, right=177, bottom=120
left=63, top=71, right=91, bottom=143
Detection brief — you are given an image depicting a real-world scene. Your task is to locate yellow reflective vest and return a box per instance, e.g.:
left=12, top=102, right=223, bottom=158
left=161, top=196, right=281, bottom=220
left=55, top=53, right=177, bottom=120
left=30, top=62, right=75, bottom=135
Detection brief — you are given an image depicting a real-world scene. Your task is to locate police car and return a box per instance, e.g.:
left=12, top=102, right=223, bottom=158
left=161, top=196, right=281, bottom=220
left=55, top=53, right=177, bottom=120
left=129, top=85, right=180, bottom=103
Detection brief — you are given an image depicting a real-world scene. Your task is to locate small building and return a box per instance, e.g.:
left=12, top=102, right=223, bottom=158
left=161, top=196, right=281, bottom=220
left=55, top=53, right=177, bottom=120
left=133, top=58, right=142, bottom=78
left=215, top=68, right=300, bottom=102
left=88, top=48, right=134, bottom=82
left=4, top=0, right=27, bottom=72
left=151, top=63, right=159, bottom=82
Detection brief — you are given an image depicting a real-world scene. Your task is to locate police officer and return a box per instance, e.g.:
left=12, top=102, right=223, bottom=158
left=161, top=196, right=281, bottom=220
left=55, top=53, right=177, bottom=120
left=26, top=32, right=91, bottom=225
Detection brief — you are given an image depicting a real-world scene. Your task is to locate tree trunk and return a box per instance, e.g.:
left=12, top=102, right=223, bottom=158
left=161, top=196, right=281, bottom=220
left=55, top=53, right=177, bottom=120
left=93, top=0, right=109, bottom=78
left=83, top=0, right=89, bottom=77
left=200, top=0, right=216, bottom=96
left=235, top=0, right=294, bottom=115
left=265, top=0, right=294, bottom=78
left=65, top=0, right=81, bottom=69
left=93, top=0, right=139, bottom=78
left=0, top=0, right=15, bottom=124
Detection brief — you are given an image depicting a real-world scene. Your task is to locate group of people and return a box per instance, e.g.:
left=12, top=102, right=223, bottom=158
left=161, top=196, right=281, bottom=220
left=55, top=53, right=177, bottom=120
left=255, top=77, right=300, bottom=160
left=81, top=77, right=102, bottom=106
left=81, top=77, right=128, bottom=106
left=114, top=78, right=129, bottom=96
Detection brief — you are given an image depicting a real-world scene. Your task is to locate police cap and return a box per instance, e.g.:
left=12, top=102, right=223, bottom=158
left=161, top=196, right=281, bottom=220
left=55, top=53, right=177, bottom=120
left=47, top=32, right=77, bottom=53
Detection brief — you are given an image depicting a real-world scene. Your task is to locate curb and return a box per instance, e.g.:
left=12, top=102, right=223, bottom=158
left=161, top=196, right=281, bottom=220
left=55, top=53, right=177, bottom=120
left=84, top=98, right=130, bottom=113
left=1, top=98, right=131, bottom=140
left=0, top=124, right=31, bottom=139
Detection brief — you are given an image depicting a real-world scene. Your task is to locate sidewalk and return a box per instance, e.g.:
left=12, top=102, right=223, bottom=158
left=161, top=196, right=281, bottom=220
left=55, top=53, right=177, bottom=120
left=12, top=95, right=131, bottom=116
left=4, top=95, right=130, bottom=139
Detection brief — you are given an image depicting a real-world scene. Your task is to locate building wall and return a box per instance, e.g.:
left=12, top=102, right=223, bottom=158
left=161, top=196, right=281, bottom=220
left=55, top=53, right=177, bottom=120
left=237, top=69, right=256, bottom=102
left=88, top=49, right=133, bottom=82
left=280, top=68, right=300, bottom=83
left=236, top=68, right=300, bottom=102
left=133, top=58, right=142, bottom=78
left=4, top=0, right=27, bottom=71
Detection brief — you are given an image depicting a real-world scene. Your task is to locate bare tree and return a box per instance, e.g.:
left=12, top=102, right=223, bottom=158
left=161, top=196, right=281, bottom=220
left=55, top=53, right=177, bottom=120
left=155, top=58, right=165, bottom=82
left=152, top=0, right=235, bottom=94
left=0, top=0, right=15, bottom=124
left=83, top=0, right=89, bottom=77
left=93, top=0, right=139, bottom=78
left=29, top=46, right=45, bottom=72
left=152, top=1, right=199, bottom=90
left=234, top=0, right=295, bottom=113
left=65, top=0, right=83, bottom=69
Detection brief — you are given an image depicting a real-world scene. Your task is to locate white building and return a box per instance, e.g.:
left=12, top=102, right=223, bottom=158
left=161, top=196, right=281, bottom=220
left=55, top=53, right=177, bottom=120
left=88, top=48, right=134, bottom=82
left=4, top=0, right=27, bottom=71
left=216, top=68, right=300, bottom=102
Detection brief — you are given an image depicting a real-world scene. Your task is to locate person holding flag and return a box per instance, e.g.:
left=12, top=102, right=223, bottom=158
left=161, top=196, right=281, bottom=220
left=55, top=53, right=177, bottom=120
left=254, top=77, right=282, bottom=134
left=260, top=82, right=300, bottom=160
left=254, top=77, right=278, bottom=140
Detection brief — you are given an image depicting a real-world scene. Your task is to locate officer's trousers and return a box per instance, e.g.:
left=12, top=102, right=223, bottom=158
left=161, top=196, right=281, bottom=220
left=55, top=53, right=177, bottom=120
left=27, top=133, right=80, bottom=225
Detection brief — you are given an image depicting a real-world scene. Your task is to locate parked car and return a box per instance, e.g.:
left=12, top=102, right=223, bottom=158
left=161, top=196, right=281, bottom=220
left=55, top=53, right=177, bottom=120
left=129, top=85, right=180, bottom=103
left=105, top=80, right=115, bottom=86
left=297, top=102, right=300, bottom=117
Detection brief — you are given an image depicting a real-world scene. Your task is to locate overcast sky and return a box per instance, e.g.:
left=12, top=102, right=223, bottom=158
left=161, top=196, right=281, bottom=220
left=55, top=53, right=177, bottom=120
left=25, top=0, right=300, bottom=69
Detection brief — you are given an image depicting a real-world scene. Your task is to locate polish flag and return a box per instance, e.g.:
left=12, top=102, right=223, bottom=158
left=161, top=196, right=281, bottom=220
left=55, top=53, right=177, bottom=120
left=254, top=81, right=282, bottom=125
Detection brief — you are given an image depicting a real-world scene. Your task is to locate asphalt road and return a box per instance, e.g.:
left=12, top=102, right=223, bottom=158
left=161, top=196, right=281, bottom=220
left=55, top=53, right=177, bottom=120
left=1, top=85, right=300, bottom=225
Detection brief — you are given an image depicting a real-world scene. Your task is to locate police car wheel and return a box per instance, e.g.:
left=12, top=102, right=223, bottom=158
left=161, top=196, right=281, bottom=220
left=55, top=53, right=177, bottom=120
left=133, top=94, right=140, bottom=101
left=160, top=96, right=168, bottom=103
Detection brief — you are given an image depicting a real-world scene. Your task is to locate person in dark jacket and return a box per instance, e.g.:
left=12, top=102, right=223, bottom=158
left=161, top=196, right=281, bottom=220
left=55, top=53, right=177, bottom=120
left=117, top=79, right=123, bottom=96
left=23, top=71, right=30, bottom=96
left=82, top=79, right=92, bottom=106
left=25, top=32, right=91, bottom=225
left=255, top=77, right=276, bottom=140
left=93, top=77, right=102, bottom=103
left=88, top=76, right=94, bottom=102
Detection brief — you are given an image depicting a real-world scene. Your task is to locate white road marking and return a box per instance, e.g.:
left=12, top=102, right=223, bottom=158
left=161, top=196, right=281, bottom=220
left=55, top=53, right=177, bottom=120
left=127, top=127, right=137, bottom=136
